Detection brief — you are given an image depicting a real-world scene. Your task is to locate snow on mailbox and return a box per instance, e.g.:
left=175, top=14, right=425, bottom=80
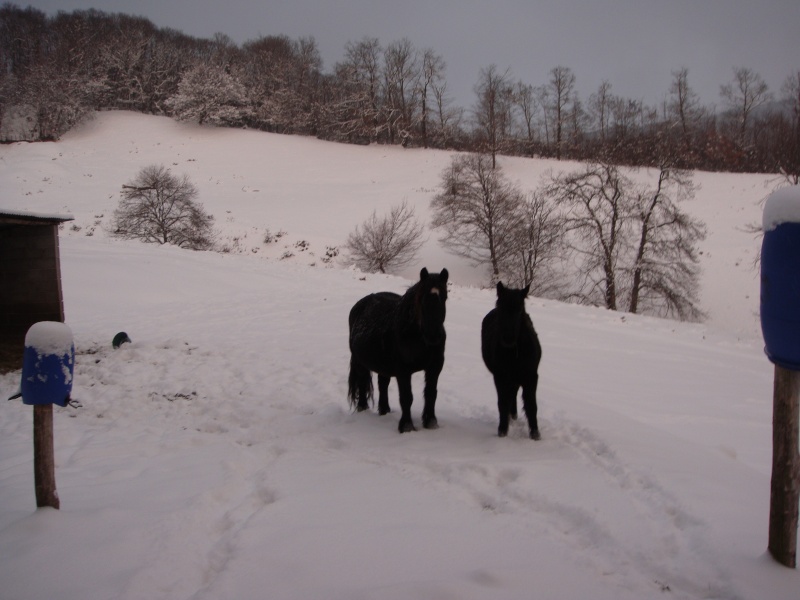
left=21, top=321, right=74, bottom=407
left=761, top=185, right=800, bottom=370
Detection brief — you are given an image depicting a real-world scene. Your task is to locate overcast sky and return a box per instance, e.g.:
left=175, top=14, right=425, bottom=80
left=19, top=0, right=800, bottom=110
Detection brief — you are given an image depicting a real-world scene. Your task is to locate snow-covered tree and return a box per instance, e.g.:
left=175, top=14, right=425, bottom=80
left=167, top=63, right=250, bottom=126
left=382, top=38, right=421, bottom=145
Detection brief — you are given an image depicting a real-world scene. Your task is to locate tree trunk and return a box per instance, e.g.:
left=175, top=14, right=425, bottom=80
left=769, top=365, right=800, bottom=568
left=34, top=404, right=60, bottom=509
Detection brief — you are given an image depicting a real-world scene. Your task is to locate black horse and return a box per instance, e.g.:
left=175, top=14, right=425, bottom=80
left=348, top=268, right=449, bottom=433
left=481, top=282, right=542, bottom=439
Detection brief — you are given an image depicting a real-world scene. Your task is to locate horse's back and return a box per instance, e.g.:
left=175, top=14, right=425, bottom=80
left=349, top=291, right=400, bottom=327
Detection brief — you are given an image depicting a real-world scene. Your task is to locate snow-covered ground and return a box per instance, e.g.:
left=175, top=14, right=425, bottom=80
left=1, top=112, right=797, bottom=599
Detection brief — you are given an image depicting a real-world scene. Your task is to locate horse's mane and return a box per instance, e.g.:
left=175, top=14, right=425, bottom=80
left=396, top=279, right=423, bottom=327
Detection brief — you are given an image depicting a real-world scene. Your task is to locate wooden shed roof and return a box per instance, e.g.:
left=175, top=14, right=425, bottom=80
left=0, top=210, right=74, bottom=228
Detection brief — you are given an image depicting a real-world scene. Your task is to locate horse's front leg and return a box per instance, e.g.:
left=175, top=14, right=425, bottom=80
left=421, top=367, right=441, bottom=429
left=377, top=374, right=391, bottom=415
left=396, top=373, right=416, bottom=433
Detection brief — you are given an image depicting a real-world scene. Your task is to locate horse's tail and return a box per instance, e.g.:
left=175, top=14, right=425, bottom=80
left=347, top=355, right=373, bottom=409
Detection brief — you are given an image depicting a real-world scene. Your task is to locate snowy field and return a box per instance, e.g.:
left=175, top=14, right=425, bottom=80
left=0, top=112, right=798, bottom=599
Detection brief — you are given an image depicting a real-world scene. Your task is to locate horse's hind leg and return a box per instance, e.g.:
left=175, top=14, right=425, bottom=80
left=495, top=377, right=518, bottom=437
left=509, top=396, right=518, bottom=420
left=348, top=356, right=373, bottom=412
left=356, top=370, right=372, bottom=412
left=521, top=374, right=540, bottom=440
left=377, top=374, right=391, bottom=415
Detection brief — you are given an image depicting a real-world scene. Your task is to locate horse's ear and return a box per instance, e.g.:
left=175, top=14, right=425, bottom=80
left=420, top=268, right=429, bottom=280
left=440, top=268, right=448, bottom=283
left=496, top=281, right=505, bottom=295
left=523, top=284, right=530, bottom=297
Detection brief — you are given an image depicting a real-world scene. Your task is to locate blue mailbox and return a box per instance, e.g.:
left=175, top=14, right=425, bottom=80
left=20, top=322, right=74, bottom=407
left=761, top=186, right=800, bottom=371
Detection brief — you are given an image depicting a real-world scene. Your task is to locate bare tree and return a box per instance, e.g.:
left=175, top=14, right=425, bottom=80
left=545, top=66, right=576, bottom=159
left=418, top=48, right=446, bottom=148
left=501, top=189, right=568, bottom=297
left=473, top=65, right=514, bottom=168
left=779, top=70, right=800, bottom=185
left=547, top=162, right=631, bottom=310
left=547, top=161, right=706, bottom=319
left=112, top=164, right=215, bottom=250
left=610, top=96, right=644, bottom=144
left=628, top=165, right=706, bottom=320
left=720, top=67, right=772, bottom=150
left=431, top=153, right=524, bottom=283
left=432, top=78, right=463, bottom=148
left=346, top=200, right=425, bottom=273
left=513, top=81, right=539, bottom=156
left=667, top=67, right=704, bottom=152
left=589, top=80, right=614, bottom=145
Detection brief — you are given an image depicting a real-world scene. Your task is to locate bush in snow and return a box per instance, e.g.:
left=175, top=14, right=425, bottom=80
left=346, top=200, right=425, bottom=274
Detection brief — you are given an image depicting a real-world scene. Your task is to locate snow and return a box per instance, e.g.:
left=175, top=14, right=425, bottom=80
left=0, top=111, right=798, bottom=599
left=24, top=321, right=74, bottom=357
left=763, top=184, right=800, bottom=231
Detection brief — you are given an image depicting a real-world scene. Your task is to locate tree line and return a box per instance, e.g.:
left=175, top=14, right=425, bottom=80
left=1, top=3, right=797, bottom=177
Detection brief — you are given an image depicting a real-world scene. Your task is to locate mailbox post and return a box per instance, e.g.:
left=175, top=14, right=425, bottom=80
left=19, top=321, right=75, bottom=509
left=760, top=185, right=800, bottom=568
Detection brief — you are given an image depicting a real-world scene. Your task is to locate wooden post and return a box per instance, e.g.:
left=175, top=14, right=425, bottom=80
left=768, top=365, right=800, bottom=568
left=33, top=404, right=59, bottom=509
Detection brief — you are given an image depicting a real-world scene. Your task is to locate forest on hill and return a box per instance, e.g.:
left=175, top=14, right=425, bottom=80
left=0, top=3, right=798, bottom=176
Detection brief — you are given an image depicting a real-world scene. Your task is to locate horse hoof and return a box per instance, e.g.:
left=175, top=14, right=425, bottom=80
left=498, top=428, right=508, bottom=438
left=423, top=416, right=439, bottom=429
left=356, top=405, right=369, bottom=413
left=529, top=429, right=541, bottom=441
left=398, top=421, right=416, bottom=433
left=378, top=407, right=391, bottom=416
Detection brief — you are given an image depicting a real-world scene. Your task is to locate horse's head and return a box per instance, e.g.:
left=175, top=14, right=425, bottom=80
left=415, top=267, right=449, bottom=345
left=495, top=281, right=529, bottom=348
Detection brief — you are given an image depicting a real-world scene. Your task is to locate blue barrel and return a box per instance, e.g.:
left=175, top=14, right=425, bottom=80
left=21, top=322, right=74, bottom=407
left=761, top=219, right=800, bottom=371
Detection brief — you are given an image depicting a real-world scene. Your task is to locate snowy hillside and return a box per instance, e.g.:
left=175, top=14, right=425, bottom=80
left=1, top=112, right=797, bottom=599
left=1, top=111, right=777, bottom=338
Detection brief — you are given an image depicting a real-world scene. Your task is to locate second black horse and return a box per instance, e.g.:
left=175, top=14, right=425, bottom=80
left=348, top=268, right=449, bottom=433
left=481, top=282, right=543, bottom=439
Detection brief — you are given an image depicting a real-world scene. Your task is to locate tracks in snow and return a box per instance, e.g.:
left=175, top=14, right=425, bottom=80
left=340, top=409, right=739, bottom=599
